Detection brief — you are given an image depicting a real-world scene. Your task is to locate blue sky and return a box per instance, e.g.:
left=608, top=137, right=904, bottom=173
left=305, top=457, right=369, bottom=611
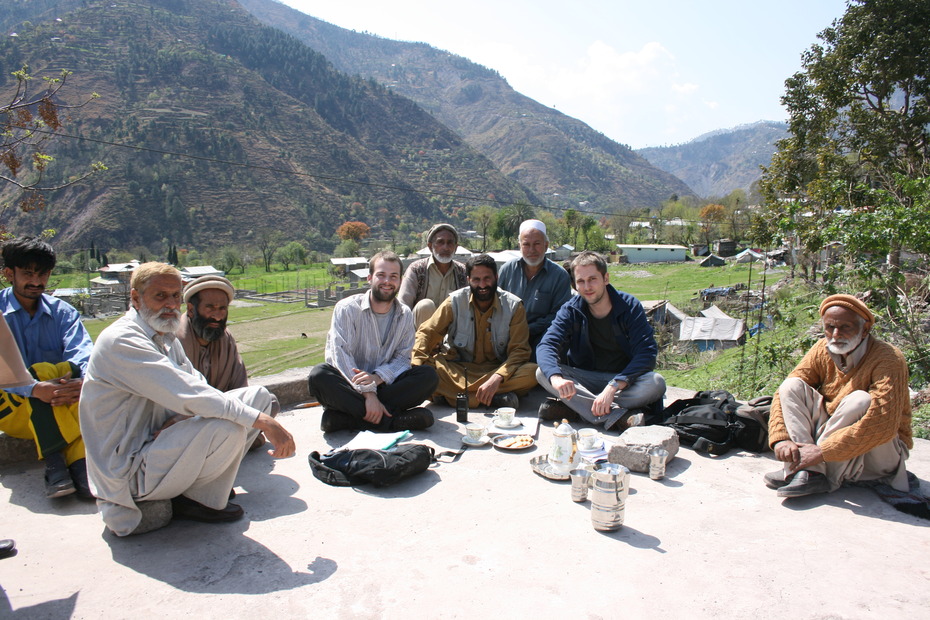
left=280, top=0, right=850, bottom=149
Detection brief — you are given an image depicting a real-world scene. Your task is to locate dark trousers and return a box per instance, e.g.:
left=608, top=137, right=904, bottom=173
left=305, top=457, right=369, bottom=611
left=308, top=364, right=438, bottom=431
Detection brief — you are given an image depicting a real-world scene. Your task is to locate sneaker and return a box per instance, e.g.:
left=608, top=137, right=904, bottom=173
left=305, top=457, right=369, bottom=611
left=68, top=458, right=94, bottom=499
left=44, top=452, right=75, bottom=498
left=537, top=398, right=578, bottom=421
left=490, top=392, right=519, bottom=410
left=763, top=469, right=790, bottom=490
left=776, top=470, right=831, bottom=498
left=320, top=409, right=359, bottom=433
left=602, top=407, right=630, bottom=431
left=391, top=407, right=434, bottom=431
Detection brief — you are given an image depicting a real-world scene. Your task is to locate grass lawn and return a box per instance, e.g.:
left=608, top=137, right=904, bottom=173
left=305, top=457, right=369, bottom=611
left=608, top=260, right=784, bottom=310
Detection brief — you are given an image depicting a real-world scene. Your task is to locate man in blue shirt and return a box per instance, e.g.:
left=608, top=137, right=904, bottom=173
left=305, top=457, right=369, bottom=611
left=536, top=251, right=666, bottom=431
left=0, top=237, right=93, bottom=499
left=498, top=219, right=572, bottom=359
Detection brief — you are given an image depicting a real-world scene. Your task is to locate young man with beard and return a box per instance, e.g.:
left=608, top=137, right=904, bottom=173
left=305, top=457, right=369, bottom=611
left=80, top=262, right=295, bottom=536
left=412, top=253, right=538, bottom=409
left=398, top=223, right=467, bottom=327
left=765, top=295, right=913, bottom=499
left=536, top=251, right=666, bottom=431
left=498, top=219, right=572, bottom=356
left=0, top=237, right=93, bottom=499
left=308, top=251, right=438, bottom=433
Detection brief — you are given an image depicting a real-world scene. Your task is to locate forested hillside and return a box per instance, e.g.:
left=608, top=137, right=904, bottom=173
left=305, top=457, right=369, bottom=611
left=0, top=0, right=535, bottom=251
left=238, top=0, right=696, bottom=213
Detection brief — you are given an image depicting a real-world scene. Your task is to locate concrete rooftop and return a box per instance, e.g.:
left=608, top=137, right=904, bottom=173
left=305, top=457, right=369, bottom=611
left=1, top=385, right=929, bottom=619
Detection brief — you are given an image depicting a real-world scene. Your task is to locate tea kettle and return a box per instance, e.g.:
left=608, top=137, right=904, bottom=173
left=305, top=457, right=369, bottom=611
left=548, top=419, right=580, bottom=475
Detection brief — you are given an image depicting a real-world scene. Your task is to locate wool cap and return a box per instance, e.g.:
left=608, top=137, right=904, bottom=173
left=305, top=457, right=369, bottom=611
left=183, top=275, right=235, bottom=304
left=819, top=294, right=875, bottom=330
left=426, top=223, right=459, bottom=245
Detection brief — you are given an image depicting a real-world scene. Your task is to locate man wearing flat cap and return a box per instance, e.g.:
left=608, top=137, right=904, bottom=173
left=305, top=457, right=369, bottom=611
left=398, top=223, right=467, bottom=327
left=765, top=294, right=912, bottom=498
left=177, top=276, right=279, bottom=449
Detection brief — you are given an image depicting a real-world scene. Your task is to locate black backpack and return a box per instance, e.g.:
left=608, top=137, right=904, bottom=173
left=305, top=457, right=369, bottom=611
left=308, top=444, right=436, bottom=487
left=662, top=391, right=770, bottom=455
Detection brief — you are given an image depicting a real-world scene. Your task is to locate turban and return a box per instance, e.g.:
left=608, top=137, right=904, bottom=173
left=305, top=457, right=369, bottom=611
left=819, top=294, right=875, bottom=330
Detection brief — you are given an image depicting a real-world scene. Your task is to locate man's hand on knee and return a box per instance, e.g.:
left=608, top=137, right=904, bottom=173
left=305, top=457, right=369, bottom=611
left=774, top=440, right=799, bottom=464
left=253, top=413, right=296, bottom=458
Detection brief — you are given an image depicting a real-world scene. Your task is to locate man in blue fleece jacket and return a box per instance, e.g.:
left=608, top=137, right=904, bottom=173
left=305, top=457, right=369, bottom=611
left=535, top=251, right=666, bottom=430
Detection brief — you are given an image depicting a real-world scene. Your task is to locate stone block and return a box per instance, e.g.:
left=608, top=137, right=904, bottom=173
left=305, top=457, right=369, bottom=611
left=608, top=426, right=679, bottom=473
left=0, top=435, right=37, bottom=466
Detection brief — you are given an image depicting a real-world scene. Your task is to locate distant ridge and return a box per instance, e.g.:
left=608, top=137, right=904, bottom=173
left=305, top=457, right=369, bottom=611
left=636, top=121, right=787, bottom=198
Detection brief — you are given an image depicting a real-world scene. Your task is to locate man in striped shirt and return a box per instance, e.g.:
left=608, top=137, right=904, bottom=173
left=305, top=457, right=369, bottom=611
left=308, top=251, right=438, bottom=433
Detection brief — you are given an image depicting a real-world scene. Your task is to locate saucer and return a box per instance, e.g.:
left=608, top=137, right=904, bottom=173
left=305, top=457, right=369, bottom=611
left=462, top=435, right=490, bottom=446
left=493, top=417, right=521, bottom=429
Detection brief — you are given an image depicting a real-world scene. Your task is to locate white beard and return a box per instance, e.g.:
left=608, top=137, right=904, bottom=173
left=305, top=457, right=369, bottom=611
left=432, top=251, right=453, bottom=264
left=523, top=255, right=545, bottom=267
left=139, top=303, right=181, bottom=335
left=826, top=331, right=864, bottom=355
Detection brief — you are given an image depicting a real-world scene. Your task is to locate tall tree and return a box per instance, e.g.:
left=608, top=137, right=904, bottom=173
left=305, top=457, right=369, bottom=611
left=466, top=205, right=495, bottom=251
left=760, top=0, right=930, bottom=280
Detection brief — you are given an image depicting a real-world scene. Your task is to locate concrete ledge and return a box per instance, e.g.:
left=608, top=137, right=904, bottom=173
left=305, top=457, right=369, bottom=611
left=250, top=366, right=314, bottom=408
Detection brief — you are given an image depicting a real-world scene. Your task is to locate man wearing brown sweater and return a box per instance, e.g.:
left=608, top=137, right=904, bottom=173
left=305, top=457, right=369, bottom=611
left=766, top=294, right=912, bottom=498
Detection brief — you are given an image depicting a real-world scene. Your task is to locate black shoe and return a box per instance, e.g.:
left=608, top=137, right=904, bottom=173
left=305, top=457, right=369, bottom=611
left=776, top=470, right=831, bottom=498
left=538, top=398, right=577, bottom=421
left=44, top=452, right=75, bottom=499
left=390, top=407, right=434, bottom=431
left=320, top=409, right=358, bottom=433
left=68, top=458, right=94, bottom=499
left=490, top=392, right=519, bottom=410
left=171, top=495, right=244, bottom=523
left=764, top=470, right=791, bottom=490
left=0, top=539, right=15, bottom=559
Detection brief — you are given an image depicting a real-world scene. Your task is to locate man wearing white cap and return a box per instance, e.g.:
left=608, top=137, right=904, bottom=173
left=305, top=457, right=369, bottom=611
left=398, top=223, right=467, bottom=327
left=498, top=219, right=572, bottom=357
left=177, top=275, right=248, bottom=393
left=178, top=275, right=279, bottom=450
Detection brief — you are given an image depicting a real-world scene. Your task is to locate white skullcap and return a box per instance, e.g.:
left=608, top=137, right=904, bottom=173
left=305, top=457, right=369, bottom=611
left=183, top=275, right=235, bottom=304
left=519, top=219, right=547, bottom=237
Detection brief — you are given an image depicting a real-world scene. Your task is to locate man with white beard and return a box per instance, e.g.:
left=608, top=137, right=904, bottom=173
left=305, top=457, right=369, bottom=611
left=398, top=223, right=467, bottom=327
left=80, top=262, right=295, bottom=536
left=765, top=294, right=912, bottom=499
left=498, top=219, right=572, bottom=356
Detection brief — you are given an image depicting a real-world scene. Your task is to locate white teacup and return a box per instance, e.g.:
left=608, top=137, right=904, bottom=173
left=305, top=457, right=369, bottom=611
left=495, top=407, right=516, bottom=426
left=578, top=428, right=599, bottom=450
left=465, top=423, right=485, bottom=442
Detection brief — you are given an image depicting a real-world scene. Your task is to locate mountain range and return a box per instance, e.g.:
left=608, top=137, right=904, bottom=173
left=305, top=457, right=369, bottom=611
left=636, top=121, right=787, bottom=199
left=0, top=0, right=774, bottom=252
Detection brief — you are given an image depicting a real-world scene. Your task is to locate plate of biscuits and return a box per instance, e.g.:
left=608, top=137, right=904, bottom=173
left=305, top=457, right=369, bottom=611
left=491, top=434, right=535, bottom=451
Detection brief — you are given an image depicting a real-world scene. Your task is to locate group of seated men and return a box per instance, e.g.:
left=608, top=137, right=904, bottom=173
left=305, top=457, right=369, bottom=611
left=0, top=225, right=915, bottom=542
left=0, top=237, right=294, bottom=537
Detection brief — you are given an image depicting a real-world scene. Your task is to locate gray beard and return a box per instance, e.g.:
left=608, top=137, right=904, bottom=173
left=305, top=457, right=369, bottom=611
left=139, top=304, right=181, bottom=335
left=432, top=252, right=453, bottom=264
left=826, top=332, right=863, bottom=355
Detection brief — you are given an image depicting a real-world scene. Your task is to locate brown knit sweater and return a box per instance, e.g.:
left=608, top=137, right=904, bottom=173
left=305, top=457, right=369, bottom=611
left=768, top=337, right=913, bottom=462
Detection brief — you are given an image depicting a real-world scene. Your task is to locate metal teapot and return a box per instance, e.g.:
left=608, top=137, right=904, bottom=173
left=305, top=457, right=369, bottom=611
left=548, top=419, right=580, bottom=475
